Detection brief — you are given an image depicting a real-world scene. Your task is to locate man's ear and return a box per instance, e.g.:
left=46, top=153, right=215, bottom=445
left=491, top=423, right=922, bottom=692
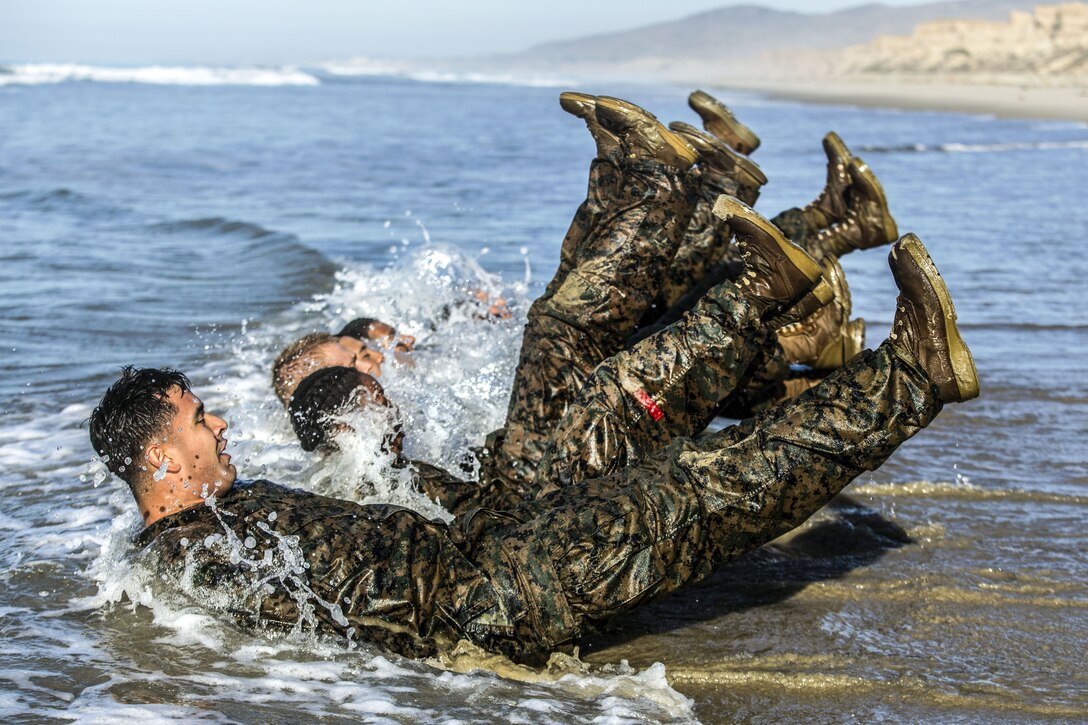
left=146, top=443, right=182, bottom=474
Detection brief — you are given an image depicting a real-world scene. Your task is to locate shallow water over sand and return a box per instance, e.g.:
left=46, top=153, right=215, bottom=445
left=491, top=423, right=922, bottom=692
left=0, top=72, right=1085, bottom=723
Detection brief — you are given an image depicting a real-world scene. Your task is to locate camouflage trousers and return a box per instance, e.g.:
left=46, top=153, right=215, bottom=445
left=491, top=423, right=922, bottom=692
left=645, top=163, right=822, bottom=322
left=470, top=341, right=942, bottom=660
left=490, top=155, right=834, bottom=497
left=534, top=281, right=775, bottom=487
left=491, top=157, right=694, bottom=491
left=649, top=166, right=745, bottom=321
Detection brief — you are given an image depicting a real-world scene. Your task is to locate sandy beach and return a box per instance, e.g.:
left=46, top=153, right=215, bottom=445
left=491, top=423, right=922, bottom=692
left=712, top=75, right=1088, bottom=122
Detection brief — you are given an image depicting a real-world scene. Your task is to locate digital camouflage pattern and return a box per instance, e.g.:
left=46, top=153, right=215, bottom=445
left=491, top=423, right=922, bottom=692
left=489, top=151, right=836, bottom=495
left=652, top=166, right=745, bottom=317
left=491, top=156, right=694, bottom=491
left=535, top=282, right=774, bottom=488
left=140, top=341, right=941, bottom=663
left=137, top=140, right=938, bottom=663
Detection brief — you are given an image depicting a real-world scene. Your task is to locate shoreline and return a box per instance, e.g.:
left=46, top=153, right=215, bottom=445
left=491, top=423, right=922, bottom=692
left=707, top=75, right=1088, bottom=123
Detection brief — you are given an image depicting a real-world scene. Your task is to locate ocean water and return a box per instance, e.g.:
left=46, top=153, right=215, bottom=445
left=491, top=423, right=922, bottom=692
left=0, top=65, right=1085, bottom=723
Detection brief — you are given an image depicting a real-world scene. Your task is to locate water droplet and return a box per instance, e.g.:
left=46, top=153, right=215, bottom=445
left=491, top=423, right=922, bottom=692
left=152, top=460, right=169, bottom=481
left=244, top=536, right=256, bottom=549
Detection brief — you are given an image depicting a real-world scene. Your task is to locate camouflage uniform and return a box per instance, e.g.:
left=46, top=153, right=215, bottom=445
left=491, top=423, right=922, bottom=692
left=140, top=340, right=941, bottom=663
left=138, top=147, right=932, bottom=662
left=649, top=166, right=746, bottom=321
left=490, top=154, right=828, bottom=497
left=643, top=163, right=822, bottom=327
left=491, top=156, right=694, bottom=492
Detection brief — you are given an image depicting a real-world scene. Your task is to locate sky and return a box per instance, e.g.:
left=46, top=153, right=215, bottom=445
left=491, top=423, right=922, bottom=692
left=2, top=0, right=935, bottom=65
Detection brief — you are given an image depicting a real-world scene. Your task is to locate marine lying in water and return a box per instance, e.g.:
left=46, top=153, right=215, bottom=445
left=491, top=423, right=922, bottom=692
left=89, top=192, right=978, bottom=663
left=274, top=90, right=898, bottom=437
left=630, top=89, right=899, bottom=412
left=272, top=293, right=512, bottom=407
left=271, top=317, right=413, bottom=406
left=286, top=93, right=901, bottom=505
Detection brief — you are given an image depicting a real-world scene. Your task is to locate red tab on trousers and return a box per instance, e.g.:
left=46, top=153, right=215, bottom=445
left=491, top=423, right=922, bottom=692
left=633, top=389, right=664, bottom=421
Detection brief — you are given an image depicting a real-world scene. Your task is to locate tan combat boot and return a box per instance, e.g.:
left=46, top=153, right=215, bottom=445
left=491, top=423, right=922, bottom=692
left=668, top=121, right=767, bottom=204
left=781, top=376, right=822, bottom=400
left=688, top=90, right=761, bottom=155
left=798, top=132, right=853, bottom=230
left=711, top=195, right=825, bottom=319
left=888, top=233, right=979, bottom=403
left=808, top=157, right=899, bottom=259
left=559, top=91, right=620, bottom=159
left=594, top=96, right=698, bottom=170
left=777, top=256, right=865, bottom=369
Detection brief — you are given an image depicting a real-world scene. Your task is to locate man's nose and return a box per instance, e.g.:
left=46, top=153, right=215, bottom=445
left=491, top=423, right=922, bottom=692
left=210, top=414, right=228, bottom=434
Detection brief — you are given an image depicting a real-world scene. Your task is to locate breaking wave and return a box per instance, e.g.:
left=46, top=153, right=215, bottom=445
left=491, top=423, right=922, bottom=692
left=851, top=479, right=1088, bottom=506
left=321, top=60, right=573, bottom=88
left=858, top=139, right=1088, bottom=154
left=0, top=63, right=320, bottom=86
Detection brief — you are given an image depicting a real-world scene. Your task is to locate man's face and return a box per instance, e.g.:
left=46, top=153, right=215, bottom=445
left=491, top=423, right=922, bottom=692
left=160, top=387, right=236, bottom=496
left=366, top=322, right=415, bottom=353
left=353, top=376, right=404, bottom=455
left=316, top=337, right=385, bottom=378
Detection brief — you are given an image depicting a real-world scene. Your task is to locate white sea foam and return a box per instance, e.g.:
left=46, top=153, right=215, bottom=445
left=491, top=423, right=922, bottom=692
left=0, top=63, right=321, bottom=87
left=321, top=58, right=573, bottom=88
left=0, top=244, right=694, bottom=722
left=859, top=139, right=1088, bottom=154
left=938, top=139, right=1088, bottom=153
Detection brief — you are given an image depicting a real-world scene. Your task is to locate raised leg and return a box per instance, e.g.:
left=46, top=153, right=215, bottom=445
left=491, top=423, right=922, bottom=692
left=490, top=96, right=697, bottom=490
left=473, top=341, right=942, bottom=657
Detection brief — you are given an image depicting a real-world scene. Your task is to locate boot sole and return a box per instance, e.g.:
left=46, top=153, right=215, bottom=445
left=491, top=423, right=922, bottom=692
left=712, top=195, right=824, bottom=285
left=823, top=131, right=852, bottom=167
left=596, top=97, right=698, bottom=167
left=559, top=91, right=595, bottom=119
left=851, top=158, right=899, bottom=243
left=668, top=121, right=768, bottom=187
left=688, top=90, right=761, bottom=154
left=896, top=234, right=980, bottom=401
left=823, top=255, right=851, bottom=316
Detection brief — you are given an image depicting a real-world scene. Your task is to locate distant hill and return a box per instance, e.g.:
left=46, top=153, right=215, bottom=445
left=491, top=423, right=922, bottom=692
left=811, top=2, right=1088, bottom=78
left=494, top=0, right=1045, bottom=75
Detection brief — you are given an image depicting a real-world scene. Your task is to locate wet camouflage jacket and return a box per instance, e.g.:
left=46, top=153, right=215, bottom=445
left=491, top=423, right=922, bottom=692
left=137, top=479, right=514, bottom=659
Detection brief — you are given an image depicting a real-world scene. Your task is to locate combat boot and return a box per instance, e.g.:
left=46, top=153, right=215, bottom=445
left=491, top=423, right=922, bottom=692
left=688, top=90, right=761, bottom=154
left=807, top=157, right=899, bottom=260
left=559, top=91, right=621, bottom=159
left=668, top=121, right=767, bottom=204
left=594, top=96, right=697, bottom=170
left=711, top=195, right=824, bottom=319
left=777, top=256, right=865, bottom=369
left=888, top=233, right=979, bottom=403
left=797, top=131, right=853, bottom=230
left=781, top=375, right=822, bottom=400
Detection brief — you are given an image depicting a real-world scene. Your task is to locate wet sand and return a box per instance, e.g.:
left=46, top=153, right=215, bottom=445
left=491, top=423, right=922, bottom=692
left=712, top=75, right=1088, bottom=122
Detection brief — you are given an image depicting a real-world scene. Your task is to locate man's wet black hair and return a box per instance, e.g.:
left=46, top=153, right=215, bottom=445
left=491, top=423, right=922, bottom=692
left=337, top=317, right=385, bottom=340
left=289, top=366, right=372, bottom=452
left=88, top=366, right=191, bottom=489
